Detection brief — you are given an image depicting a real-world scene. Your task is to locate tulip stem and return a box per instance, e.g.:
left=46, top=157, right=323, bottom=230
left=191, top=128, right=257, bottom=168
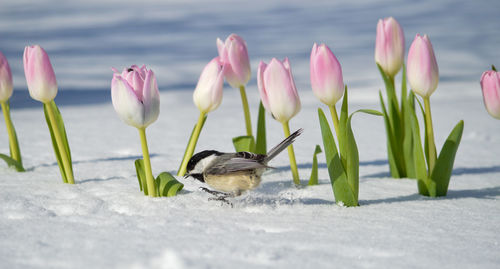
left=1, top=101, right=22, bottom=167
left=45, top=102, right=74, bottom=184
left=423, top=97, right=437, bottom=174
left=139, top=128, right=158, bottom=197
left=328, top=105, right=341, bottom=142
left=282, top=121, right=300, bottom=186
left=239, top=85, right=253, bottom=137
left=178, top=111, right=206, bottom=176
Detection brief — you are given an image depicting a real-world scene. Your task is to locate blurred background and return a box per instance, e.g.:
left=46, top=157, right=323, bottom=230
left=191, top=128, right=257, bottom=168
left=0, top=0, right=499, bottom=107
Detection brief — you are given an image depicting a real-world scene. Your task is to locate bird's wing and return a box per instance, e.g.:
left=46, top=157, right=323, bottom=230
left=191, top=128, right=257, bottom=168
left=206, top=157, right=270, bottom=175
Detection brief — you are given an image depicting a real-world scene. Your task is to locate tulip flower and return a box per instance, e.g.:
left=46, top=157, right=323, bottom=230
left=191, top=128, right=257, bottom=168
left=257, top=57, right=301, bottom=185
left=310, top=43, right=345, bottom=140
left=375, top=17, right=405, bottom=77
left=178, top=57, right=226, bottom=177
left=23, top=45, right=58, bottom=103
left=310, top=43, right=344, bottom=107
left=111, top=65, right=160, bottom=129
left=217, top=34, right=254, bottom=138
left=217, top=34, right=251, bottom=89
left=480, top=70, right=500, bottom=119
left=192, top=57, right=225, bottom=114
left=111, top=65, right=160, bottom=197
left=0, top=51, right=23, bottom=171
left=23, top=45, right=74, bottom=183
left=0, top=52, right=13, bottom=103
left=407, top=34, right=439, bottom=99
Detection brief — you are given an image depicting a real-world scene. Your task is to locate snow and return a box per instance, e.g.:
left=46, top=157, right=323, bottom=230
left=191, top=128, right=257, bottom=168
left=1, top=0, right=500, bottom=268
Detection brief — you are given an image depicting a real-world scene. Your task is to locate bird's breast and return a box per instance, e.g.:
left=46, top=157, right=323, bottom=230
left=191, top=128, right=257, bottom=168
left=204, top=170, right=263, bottom=194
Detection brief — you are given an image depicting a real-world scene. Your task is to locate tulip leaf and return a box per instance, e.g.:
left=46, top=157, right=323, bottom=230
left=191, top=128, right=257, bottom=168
left=232, top=135, right=255, bottom=152
left=431, top=120, right=464, bottom=196
left=255, top=101, right=267, bottom=155
left=379, top=91, right=401, bottom=178
left=345, top=115, right=359, bottom=202
left=318, top=108, right=356, bottom=206
left=339, top=86, right=348, bottom=169
left=307, top=145, right=322, bottom=186
left=155, top=172, right=184, bottom=197
left=0, top=153, right=24, bottom=172
left=377, top=64, right=406, bottom=177
left=409, top=102, right=435, bottom=197
left=134, top=159, right=148, bottom=195
left=402, top=91, right=416, bottom=178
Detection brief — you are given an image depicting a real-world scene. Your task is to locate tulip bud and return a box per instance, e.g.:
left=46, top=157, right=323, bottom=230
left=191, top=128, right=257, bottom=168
left=217, top=34, right=251, bottom=88
left=0, top=52, right=13, bottom=103
left=407, top=34, right=439, bottom=98
left=480, top=70, right=500, bottom=119
left=310, top=43, right=344, bottom=106
left=374, top=17, right=405, bottom=77
left=23, top=45, right=58, bottom=103
left=257, top=58, right=301, bottom=123
left=193, top=57, right=226, bottom=114
left=111, top=65, right=160, bottom=128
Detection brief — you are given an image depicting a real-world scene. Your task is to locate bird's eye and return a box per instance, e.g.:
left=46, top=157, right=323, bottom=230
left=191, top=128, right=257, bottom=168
left=127, top=68, right=134, bottom=72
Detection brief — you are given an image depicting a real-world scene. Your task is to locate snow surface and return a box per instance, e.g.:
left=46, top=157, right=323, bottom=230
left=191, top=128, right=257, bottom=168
left=1, top=0, right=500, bottom=268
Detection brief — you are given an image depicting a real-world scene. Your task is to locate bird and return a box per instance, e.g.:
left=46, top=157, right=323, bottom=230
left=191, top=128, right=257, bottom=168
left=184, top=128, right=303, bottom=202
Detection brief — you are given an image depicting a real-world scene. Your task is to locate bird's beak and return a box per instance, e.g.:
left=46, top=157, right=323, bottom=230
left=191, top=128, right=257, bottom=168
left=184, top=173, right=190, bottom=179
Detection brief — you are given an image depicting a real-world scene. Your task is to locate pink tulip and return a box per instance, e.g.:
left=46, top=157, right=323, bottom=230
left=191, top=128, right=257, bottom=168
left=375, top=17, right=405, bottom=77
left=0, top=52, right=13, bottom=103
left=193, top=57, right=226, bottom=113
left=23, top=45, right=58, bottom=103
left=407, top=34, right=439, bottom=98
left=217, top=34, right=251, bottom=88
left=257, top=58, right=301, bottom=123
left=111, top=65, right=160, bottom=128
left=480, top=70, right=500, bottom=119
left=310, top=43, right=344, bottom=106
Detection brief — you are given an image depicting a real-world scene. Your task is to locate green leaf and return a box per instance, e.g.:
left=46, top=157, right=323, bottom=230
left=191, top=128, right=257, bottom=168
left=339, top=86, right=348, bottom=169
left=155, top=172, right=184, bottom=197
left=431, top=120, right=464, bottom=196
left=409, top=103, right=435, bottom=196
left=255, top=101, right=267, bottom=155
left=377, top=64, right=404, bottom=158
left=402, top=92, right=416, bottom=178
left=232, top=135, right=256, bottom=152
left=318, top=108, right=357, bottom=206
left=414, top=97, right=430, bottom=166
left=307, top=145, right=322, bottom=186
left=0, top=153, right=25, bottom=172
left=43, top=102, right=68, bottom=183
left=379, top=91, right=401, bottom=178
left=345, top=115, right=359, bottom=202
left=134, top=159, right=148, bottom=195
left=345, top=109, right=382, bottom=200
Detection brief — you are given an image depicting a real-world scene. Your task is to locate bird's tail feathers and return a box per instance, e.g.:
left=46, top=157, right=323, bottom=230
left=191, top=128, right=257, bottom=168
left=264, top=128, right=303, bottom=163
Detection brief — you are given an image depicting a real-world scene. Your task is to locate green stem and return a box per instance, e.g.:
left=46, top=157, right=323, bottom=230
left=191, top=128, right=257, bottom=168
left=178, top=111, right=206, bottom=176
left=239, top=85, right=253, bottom=137
left=1, top=102, right=22, bottom=165
left=328, top=105, right=341, bottom=141
left=282, top=121, right=300, bottom=186
left=139, top=128, right=157, bottom=197
left=423, top=97, right=437, bottom=174
left=45, top=102, right=74, bottom=184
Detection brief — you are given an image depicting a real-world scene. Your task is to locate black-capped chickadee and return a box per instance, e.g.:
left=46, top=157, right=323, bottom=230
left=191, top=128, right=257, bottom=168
left=185, top=128, right=303, bottom=201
